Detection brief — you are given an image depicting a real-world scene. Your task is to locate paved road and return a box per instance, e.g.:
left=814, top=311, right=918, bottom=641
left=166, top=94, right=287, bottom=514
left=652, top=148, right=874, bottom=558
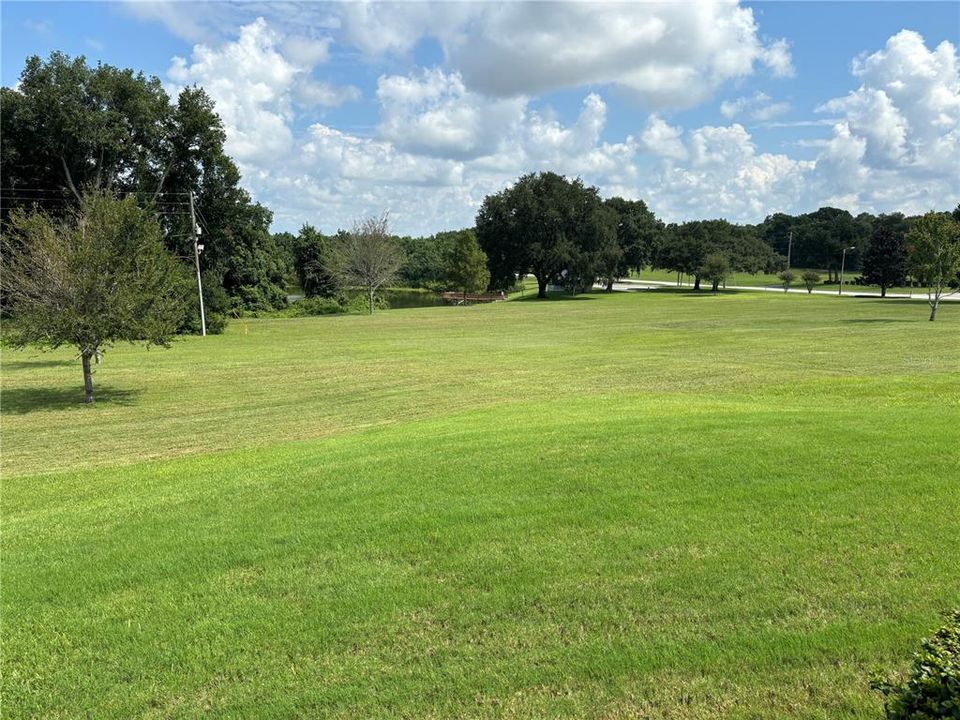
left=606, top=278, right=960, bottom=301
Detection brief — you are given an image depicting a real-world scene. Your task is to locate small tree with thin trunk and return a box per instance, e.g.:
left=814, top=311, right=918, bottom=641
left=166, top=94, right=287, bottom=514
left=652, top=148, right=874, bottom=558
left=907, top=211, right=960, bottom=322
left=2, top=192, right=190, bottom=403
left=778, top=269, right=796, bottom=293
left=700, top=252, right=730, bottom=294
left=802, top=270, right=820, bottom=294
left=328, top=214, right=404, bottom=315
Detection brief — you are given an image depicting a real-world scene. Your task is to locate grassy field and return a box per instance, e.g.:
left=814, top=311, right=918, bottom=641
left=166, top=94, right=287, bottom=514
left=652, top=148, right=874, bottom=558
left=629, top=267, right=922, bottom=296
left=3, top=289, right=958, bottom=718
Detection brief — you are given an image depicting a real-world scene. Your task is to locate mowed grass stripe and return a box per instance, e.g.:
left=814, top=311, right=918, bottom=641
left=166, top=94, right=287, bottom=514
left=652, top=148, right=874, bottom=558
left=2, top=290, right=958, bottom=717
left=5, top=390, right=960, bottom=717
left=2, top=290, right=956, bottom=478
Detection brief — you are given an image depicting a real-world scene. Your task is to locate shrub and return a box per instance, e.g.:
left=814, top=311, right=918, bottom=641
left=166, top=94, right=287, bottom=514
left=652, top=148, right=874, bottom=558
left=802, top=270, right=821, bottom=294
left=343, top=291, right=390, bottom=314
left=180, top=311, right=227, bottom=335
left=871, top=609, right=960, bottom=719
left=778, top=269, right=796, bottom=292
left=288, top=297, right=347, bottom=317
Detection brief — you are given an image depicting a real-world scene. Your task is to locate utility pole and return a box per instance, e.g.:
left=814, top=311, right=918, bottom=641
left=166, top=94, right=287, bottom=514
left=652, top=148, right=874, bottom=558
left=189, top=191, right=207, bottom=336
left=786, top=230, right=793, bottom=269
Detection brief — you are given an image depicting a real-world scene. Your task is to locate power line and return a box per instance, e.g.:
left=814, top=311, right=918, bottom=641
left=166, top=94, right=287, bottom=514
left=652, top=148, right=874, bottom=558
left=1, top=195, right=191, bottom=207
left=194, top=205, right=213, bottom=237
left=0, top=187, right=191, bottom=197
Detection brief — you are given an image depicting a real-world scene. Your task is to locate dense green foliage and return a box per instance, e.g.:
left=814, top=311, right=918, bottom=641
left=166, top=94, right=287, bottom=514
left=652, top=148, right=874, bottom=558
left=444, top=229, right=490, bottom=295
left=476, top=172, right=618, bottom=297
left=3, top=291, right=957, bottom=718
left=1, top=52, right=287, bottom=316
left=292, top=224, right=339, bottom=298
left=600, top=197, right=662, bottom=290
left=872, top=610, right=960, bottom=719
left=700, top=251, right=731, bottom=293
left=1, top=192, right=189, bottom=402
left=862, top=214, right=910, bottom=297
left=655, top=219, right=779, bottom=290
left=758, top=207, right=874, bottom=278
left=398, top=232, right=455, bottom=288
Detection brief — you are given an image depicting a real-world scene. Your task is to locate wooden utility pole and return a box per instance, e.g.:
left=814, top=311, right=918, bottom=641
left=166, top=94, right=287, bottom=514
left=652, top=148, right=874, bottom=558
left=189, top=191, right=207, bottom=336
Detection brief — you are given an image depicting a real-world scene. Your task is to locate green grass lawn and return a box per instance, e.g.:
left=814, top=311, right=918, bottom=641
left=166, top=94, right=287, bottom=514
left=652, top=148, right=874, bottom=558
left=629, top=267, right=923, bottom=296
left=3, top=290, right=958, bottom=718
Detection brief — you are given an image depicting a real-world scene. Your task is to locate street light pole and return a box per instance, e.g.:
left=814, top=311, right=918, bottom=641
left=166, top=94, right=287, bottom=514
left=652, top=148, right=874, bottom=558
left=189, top=191, right=207, bottom=336
left=838, top=246, right=856, bottom=297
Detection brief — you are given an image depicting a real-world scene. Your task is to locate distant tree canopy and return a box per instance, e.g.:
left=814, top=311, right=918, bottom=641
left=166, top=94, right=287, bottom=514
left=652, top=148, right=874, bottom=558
left=476, top=172, right=618, bottom=297
left=444, top=230, right=490, bottom=296
left=601, top=197, right=662, bottom=290
left=292, top=224, right=339, bottom=298
left=398, top=231, right=465, bottom=290
left=655, top=219, right=780, bottom=290
left=862, top=213, right=910, bottom=297
left=758, top=207, right=873, bottom=280
left=1, top=52, right=287, bottom=317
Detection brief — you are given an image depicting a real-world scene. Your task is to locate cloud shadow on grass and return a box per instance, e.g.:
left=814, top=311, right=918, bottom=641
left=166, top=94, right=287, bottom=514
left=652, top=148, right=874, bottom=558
left=514, top=293, right=597, bottom=302
left=841, top=318, right=915, bottom=324
left=677, top=290, right=750, bottom=297
left=861, top=298, right=945, bottom=308
left=2, top=385, right=142, bottom=414
left=3, top=358, right=74, bottom=369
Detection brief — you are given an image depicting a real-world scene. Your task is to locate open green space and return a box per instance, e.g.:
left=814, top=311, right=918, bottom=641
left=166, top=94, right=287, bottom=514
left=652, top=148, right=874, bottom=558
left=3, top=290, right=958, bottom=718
left=629, top=267, right=923, bottom=296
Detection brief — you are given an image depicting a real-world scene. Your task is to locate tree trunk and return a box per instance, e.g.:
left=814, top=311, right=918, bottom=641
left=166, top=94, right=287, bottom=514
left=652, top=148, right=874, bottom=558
left=605, top=277, right=614, bottom=292
left=537, top=278, right=547, bottom=298
left=712, top=279, right=719, bottom=293
left=82, top=351, right=95, bottom=404
left=930, top=302, right=938, bottom=321
left=880, top=286, right=886, bottom=298
left=367, top=287, right=374, bottom=315
left=693, top=275, right=701, bottom=291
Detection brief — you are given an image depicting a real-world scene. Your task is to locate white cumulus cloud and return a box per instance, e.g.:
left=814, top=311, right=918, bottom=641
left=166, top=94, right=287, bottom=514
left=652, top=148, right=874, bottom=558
left=167, top=17, right=359, bottom=169
left=158, top=18, right=958, bottom=235
left=376, top=69, right=525, bottom=160
left=337, top=1, right=793, bottom=109
left=812, top=29, right=960, bottom=212
left=720, top=91, right=790, bottom=122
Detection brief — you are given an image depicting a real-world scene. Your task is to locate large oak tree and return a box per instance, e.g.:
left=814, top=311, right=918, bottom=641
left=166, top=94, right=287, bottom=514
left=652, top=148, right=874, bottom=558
left=476, top=172, right=618, bottom=298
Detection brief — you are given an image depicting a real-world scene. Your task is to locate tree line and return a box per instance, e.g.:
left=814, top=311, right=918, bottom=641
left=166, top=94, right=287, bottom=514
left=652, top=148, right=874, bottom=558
left=3, top=53, right=958, bottom=403
left=5, top=53, right=956, bottom=319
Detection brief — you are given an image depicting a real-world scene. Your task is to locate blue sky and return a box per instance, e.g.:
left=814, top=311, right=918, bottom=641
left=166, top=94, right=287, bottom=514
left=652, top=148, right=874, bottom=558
left=3, top=1, right=959, bottom=235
